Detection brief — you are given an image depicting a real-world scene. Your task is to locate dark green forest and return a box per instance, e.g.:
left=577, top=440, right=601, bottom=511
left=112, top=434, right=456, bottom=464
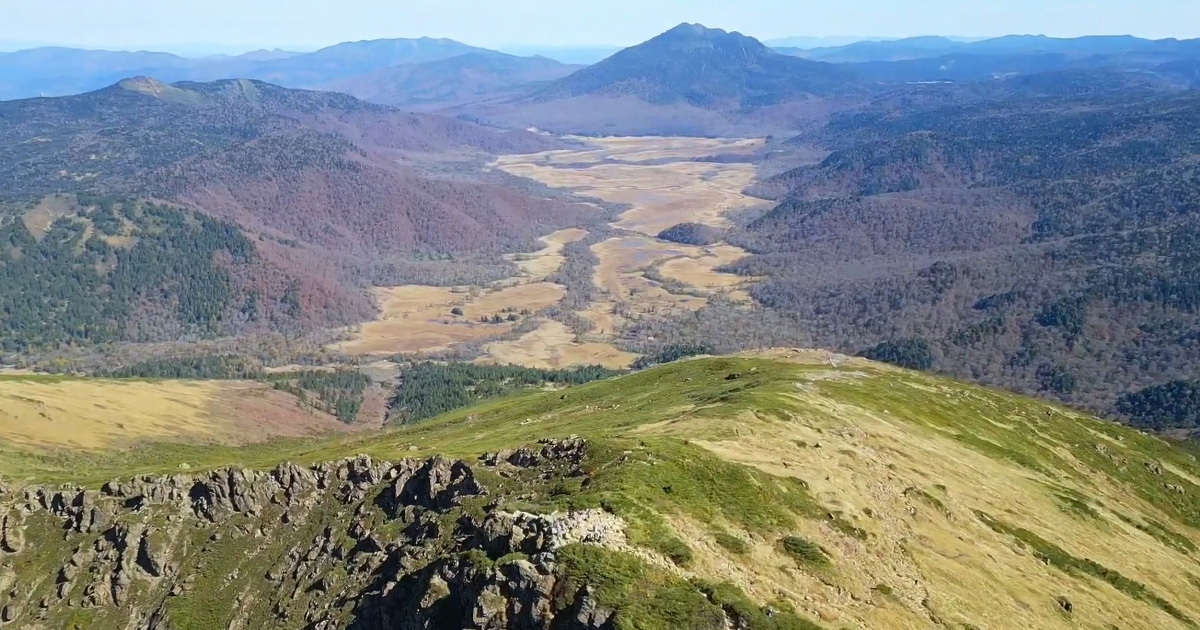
left=272, top=369, right=374, bottom=424
left=0, top=195, right=276, bottom=352
left=860, top=339, right=934, bottom=371
left=387, top=362, right=617, bottom=424
left=657, top=223, right=724, bottom=246
left=632, top=343, right=714, bottom=370
left=102, top=354, right=264, bottom=379
left=1116, top=382, right=1200, bottom=433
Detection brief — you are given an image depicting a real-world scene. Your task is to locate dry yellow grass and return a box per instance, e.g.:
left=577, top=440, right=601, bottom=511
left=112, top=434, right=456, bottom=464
left=591, top=236, right=692, bottom=295
left=333, top=283, right=567, bottom=357
left=461, top=282, right=566, bottom=319
left=332, top=286, right=485, bottom=355
left=505, top=228, right=589, bottom=281
left=480, top=320, right=637, bottom=369
left=497, top=138, right=766, bottom=237
left=620, top=273, right=709, bottom=316
left=0, top=379, right=225, bottom=450
left=23, top=194, right=80, bottom=239
left=683, top=419, right=1192, bottom=630
left=577, top=300, right=622, bottom=336
left=0, top=378, right=353, bottom=451
left=497, top=136, right=763, bottom=166
left=338, top=137, right=766, bottom=363
left=493, top=136, right=769, bottom=357
left=334, top=317, right=513, bottom=356
left=369, top=285, right=465, bottom=317
left=605, top=351, right=1200, bottom=630
left=657, top=244, right=751, bottom=292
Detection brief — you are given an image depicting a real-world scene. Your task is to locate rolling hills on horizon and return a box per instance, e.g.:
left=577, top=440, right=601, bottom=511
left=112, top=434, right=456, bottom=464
left=787, top=33, right=1200, bottom=62
left=455, top=23, right=1200, bottom=136
left=0, top=37, right=497, bottom=100
left=7, top=27, right=1200, bottom=115
left=326, top=50, right=583, bottom=111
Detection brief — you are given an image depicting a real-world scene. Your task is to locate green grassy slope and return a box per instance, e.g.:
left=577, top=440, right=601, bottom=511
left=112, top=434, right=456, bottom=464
left=3, top=351, right=1200, bottom=629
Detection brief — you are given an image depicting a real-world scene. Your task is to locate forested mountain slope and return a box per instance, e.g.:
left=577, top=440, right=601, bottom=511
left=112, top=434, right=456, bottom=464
left=727, top=85, right=1200, bottom=430
left=0, top=78, right=593, bottom=352
left=0, top=195, right=363, bottom=352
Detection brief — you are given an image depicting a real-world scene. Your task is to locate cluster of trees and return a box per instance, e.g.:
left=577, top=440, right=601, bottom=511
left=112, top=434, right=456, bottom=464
left=632, top=343, right=714, bottom=369
left=272, top=369, right=373, bottom=424
left=476, top=310, right=527, bottom=324
left=387, top=362, right=617, bottom=424
left=860, top=338, right=934, bottom=371
left=0, top=196, right=281, bottom=352
left=657, top=223, right=724, bottom=246
left=545, top=233, right=613, bottom=336
left=103, top=355, right=263, bottom=379
left=97, top=351, right=372, bottom=424
left=1116, top=381, right=1200, bottom=432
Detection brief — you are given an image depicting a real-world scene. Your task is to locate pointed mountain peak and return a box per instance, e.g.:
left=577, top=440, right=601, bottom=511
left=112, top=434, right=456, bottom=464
left=643, top=23, right=771, bottom=54
left=534, top=22, right=849, bottom=108
left=665, top=22, right=721, bottom=36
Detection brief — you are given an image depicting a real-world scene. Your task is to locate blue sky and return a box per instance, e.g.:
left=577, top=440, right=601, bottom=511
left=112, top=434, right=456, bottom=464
left=1, top=0, right=1196, bottom=51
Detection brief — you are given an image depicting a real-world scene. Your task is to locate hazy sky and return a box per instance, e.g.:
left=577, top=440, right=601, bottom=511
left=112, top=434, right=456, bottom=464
left=2, top=0, right=1197, bottom=51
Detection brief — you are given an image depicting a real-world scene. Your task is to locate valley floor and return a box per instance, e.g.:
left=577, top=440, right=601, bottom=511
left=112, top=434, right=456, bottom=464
left=331, top=135, right=768, bottom=368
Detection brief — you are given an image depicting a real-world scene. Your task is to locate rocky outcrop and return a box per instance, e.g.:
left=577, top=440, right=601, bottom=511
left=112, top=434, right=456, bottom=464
left=463, top=509, right=627, bottom=558
left=484, top=436, right=589, bottom=473
left=376, top=456, right=487, bottom=516
left=0, top=510, right=23, bottom=553
left=0, top=440, right=650, bottom=630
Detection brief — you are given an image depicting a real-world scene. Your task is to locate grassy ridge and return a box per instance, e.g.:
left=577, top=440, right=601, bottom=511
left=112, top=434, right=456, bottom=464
left=0, top=356, right=793, bottom=483
left=4, top=354, right=1200, bottom=628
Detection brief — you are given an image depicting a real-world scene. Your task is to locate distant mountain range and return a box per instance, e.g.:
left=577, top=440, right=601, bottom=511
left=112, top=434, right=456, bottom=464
left=456, top=25, right=1200, bottom=135
left=0, top=37, right=494, bottom=100
left=7, top=27, right=1200, bottom=119
left=496, top=45, right=622, bottom=65
left=783, top=34, right=1200, bottom=62
left=764, top=36, right=887, bottom=49
left=327, top=51, right=582, bottom=110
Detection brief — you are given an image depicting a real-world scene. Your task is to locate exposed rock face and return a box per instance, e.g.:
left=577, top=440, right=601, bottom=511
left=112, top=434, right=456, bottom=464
left=0, top=440, right=644, bottom=630
left=376, top=456, right=487, bottom=516
left=0, top=511, right=23, bottom=553
left=466, top=509, right=628, bottom=558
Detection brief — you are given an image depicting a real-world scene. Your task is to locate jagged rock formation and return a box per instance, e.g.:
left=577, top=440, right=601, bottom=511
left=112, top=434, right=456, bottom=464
left=0, top=439, right=705, bottom=629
